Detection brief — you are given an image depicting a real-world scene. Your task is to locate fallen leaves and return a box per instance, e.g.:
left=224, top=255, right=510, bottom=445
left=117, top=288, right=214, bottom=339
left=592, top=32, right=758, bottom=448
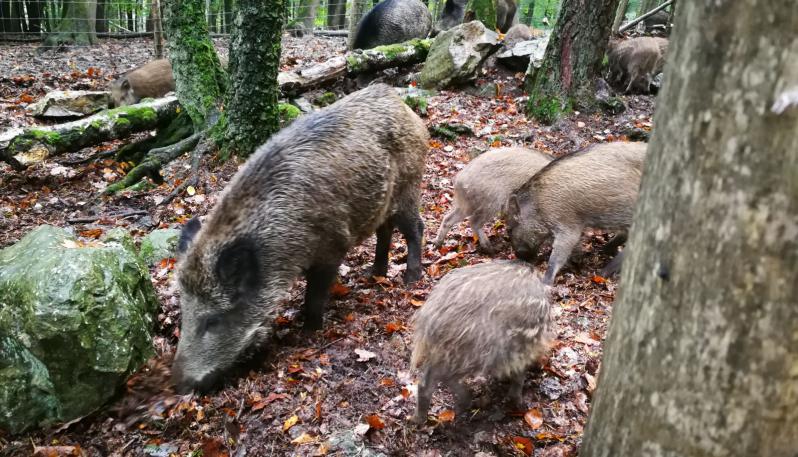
left=512, top=436, right=534, bottom=456
left=283, top=414, right=299, bottom=432
left=364, top=414, right=385, bottom=430
left=354, top=348, right=377, bottom=362
left=329, top=282, right=351, bottom=298
left=524, top=408, right=544, bottom=430
left=291, top=432, right=316, bottom=445
left=437, top=409, right=455, bottom=423
left=32, top=445, right=83, bottom=457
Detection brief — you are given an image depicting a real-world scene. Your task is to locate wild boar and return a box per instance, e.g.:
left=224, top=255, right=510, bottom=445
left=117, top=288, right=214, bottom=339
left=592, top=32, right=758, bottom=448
left=434, top=147, right=552, bottom=253
left=351, top=0, right=432, bottom=50
left=507, top=142, right=647, bottom=284
left=109, top=59, right=176, bottom=107
left=607, top=37, right=669, bottom=93
left=411, top=261, right=553, bottom=423
left=172, top=84, right=428, bottom=393
left=435, top=0, right=517, bottom=34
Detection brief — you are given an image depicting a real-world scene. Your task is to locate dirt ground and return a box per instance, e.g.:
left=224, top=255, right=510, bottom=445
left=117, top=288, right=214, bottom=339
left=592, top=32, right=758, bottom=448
left=0, top=35, right=656, bottom=456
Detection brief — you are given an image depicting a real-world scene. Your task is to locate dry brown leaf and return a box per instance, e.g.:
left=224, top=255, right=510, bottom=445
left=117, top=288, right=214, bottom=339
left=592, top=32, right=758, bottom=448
left=512, top=436, right=534, bottom=456
left=437, top=409, right=455, bottom=423
left=365, top=414, right=385, bottom=430
left=291, top=433, right=316, bottom=445
left=283, top=414, right=299, bottom=432
left=524, top=408, right=543, bottom=430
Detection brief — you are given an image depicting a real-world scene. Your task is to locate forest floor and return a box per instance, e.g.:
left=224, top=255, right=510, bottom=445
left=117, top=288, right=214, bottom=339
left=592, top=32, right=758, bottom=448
left=0, top=36, right=655, bottom=456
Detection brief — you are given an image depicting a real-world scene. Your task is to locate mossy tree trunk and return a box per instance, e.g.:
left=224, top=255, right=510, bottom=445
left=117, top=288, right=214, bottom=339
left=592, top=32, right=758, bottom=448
left=42, top=0, right=97, bottom=47
left=580, top=1, right=798, bottom=456
left=524, top=0, right=619, bottom=123
left=162, top=0, right=228, bottom=129
left=224, top=0, right=285, bottom=156
left=465, top=0, right=496, bottom=30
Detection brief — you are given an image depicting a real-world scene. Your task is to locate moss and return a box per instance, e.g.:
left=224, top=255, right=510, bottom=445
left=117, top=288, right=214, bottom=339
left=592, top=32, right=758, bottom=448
left=527, top=87, right=571, bottom=125
left=315, top=92, right=337, bottom=107
left=404, top=95, right=428, bottom=115
left=279, top=103, right=301, bottom=127
left=27, top=129, right=62, bottom=145
left=115, top=118, right=131, bottom=128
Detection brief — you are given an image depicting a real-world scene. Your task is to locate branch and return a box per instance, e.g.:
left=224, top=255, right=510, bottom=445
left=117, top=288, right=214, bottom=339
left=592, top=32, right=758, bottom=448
left=618, top=1, right=673, bottom=33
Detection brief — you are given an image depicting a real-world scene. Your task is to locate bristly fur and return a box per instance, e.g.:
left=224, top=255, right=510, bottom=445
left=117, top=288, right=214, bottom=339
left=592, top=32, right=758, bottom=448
left=351, top=0, right=432, bottom=50
left=109, top=59, right=175, bottom=107
left=434, top=147, right=552, bottom=251
left=411, top=261, right=553, bottom=379
left=607, top=37, right=669, bottom=93
left=508, top=142, right=647, bottom=283
left=172, top=84, right=429, bottom=392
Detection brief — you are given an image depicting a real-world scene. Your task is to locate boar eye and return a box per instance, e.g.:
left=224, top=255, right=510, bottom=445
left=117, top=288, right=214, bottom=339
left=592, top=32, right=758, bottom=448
left=200, top=314, right=224, bottom=334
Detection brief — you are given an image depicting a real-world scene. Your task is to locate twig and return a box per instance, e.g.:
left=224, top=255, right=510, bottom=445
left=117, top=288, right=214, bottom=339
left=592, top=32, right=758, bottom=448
left=66, top=209, right=148, bottom=224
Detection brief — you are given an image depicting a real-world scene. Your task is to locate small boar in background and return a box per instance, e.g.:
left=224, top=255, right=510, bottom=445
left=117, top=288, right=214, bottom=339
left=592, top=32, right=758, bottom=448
left=507, top=142, right=647, bottom=284
left=109, top=59, right=175, bottom=107
left=607, top=37, right=669, bottom=93
left=172, top=84, right=428, bottom=393
left=434, top=147, right=552, bottom=253
left=350, top=0, right=432, bottom=50
left=411, top=261, right=554, bottom=423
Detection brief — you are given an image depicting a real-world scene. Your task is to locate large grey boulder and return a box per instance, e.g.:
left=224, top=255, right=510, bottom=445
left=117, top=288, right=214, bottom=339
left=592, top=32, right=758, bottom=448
left=420, top=21, right=501, bottom=89
left=0, top=226, right=158, bottom=433
left=496, top=31, right=550, bottom=71
left=139, top=228, right=181, bottom=266
left=26, top=90, right=111, bottom=118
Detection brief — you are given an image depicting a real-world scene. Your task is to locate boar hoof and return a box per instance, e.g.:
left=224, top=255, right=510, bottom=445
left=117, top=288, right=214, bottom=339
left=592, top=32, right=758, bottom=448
left=404, top=268, right=422, bottom=284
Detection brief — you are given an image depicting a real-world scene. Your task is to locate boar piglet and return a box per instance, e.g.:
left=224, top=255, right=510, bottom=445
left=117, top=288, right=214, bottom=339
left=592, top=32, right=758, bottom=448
left=109, top=59, right=175, bottom=107
left=172, top=84, right=428, bottom=393
left=607, top=37, right=669, bottom=93
left=507, top=142, right=646, bottom=284
left=411, top=261, right=554, bottom=423
left=435, top=147, right=552, bottom=253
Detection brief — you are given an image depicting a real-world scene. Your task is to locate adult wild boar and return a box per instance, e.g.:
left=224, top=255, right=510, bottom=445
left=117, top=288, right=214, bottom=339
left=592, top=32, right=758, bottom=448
left=351, top=0, right=432, bottom=50
left=507, top=142, right=647, bottom=284
left=435, top=0, right=517, bottom=34
left=434, top=147, right=552, bottom=253
left=109, top=59, right=175, bottom=107
left=172, top=84, right=428, bottom=392
left=607, top=37, right=669, bottom=93
left=411, top=261, right=553, bottom=423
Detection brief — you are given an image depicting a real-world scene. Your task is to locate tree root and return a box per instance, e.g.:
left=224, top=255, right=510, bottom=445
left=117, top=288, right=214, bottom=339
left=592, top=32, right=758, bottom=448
left=157, top=135, right=214, bottom=207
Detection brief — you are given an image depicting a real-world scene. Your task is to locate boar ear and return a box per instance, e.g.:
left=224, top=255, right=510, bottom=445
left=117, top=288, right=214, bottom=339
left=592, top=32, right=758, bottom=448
left=178, top=217, right=202, bottom=254
left=121, top=79, right=130, bottom=90
left=215, top=238, right=261, bottom=296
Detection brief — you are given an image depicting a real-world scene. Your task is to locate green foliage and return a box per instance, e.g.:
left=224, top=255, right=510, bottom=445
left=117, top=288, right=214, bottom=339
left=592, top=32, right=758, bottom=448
left=527, top=88, right=571, bottom=125
left=279, top=103, right=302, bottom=126
left=315, top=92, right=338, bottom=107
left=518, top=0, right=563, bottom=28
left=466, top=0, right=497, bottom=30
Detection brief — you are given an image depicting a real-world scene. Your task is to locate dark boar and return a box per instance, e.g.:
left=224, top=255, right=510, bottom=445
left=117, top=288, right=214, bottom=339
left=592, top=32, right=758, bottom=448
left=643, top=10, right=670, bottom=33
left=607, top=37, right=669, bottom=93
left=411, top=261, right=553, bottom=423
left=434, top=147, right=552, bottom=253
left=507, top=142, right=647, bottom=284
left=172, top=84, right=428, bottom=393
left=351, top=0, right=432, bottom=50
left=436, top=0, right=517, bottom=34
left=109, top=59, right=175, bottom=107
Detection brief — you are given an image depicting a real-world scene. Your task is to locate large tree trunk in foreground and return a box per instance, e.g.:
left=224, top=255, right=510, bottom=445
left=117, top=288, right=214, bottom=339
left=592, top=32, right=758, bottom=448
left=525, top=0, right=619, bottom=123
left=580, top=1, right=798, bottom=456
left=42, top=0, right=97, bottom=47
left=224, top=0, right=284, bottom=156
left=162, top=0, right=227, bottom=128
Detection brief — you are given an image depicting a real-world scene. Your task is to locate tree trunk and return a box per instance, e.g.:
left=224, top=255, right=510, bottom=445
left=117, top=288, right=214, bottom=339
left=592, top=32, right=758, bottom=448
left=151, top=0, right=163, bottom=58
left=26, top=0, right=43, bottom=34
left=347, top=0, right=366, bottom=48
left=162, top=0, right=227, bottom=128
left=326, top=0, right=345, bottom=28
left=611, top=0, right=627, bottom=33
left=223, top=0, right=232, bottom=32
left=224, top=0, right=284, bottom=156
left=522, top=0, right=535, bottom=25
left=524, top=0, right=618, bottom=123
left=297, top=0, right=319, bottom=30
left=580, top=1, right=798, bottom=456
left=95, top=0, right=107, bottom=33
left=465, top=0, right=496, bottom=30
left=42, top=0, right=97, bottom=47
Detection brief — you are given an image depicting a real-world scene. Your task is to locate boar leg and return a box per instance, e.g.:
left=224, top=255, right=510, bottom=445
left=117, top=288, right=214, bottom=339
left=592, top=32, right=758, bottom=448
left=303, top=264, right=338, bottom=331
left=395, top=212, right=425, bottom=284
left=372, top=222, right=394, bottom=277
left=543, top=228, right=582, bottom=284
left=601, top=232, right=627, bottom=256
left=450, top=379, right=472, bottom=416
left=434, top=205, right=465, bottom=247
left=413, top=365, right=440, bottom=424
left=507, top=377, right=525, bottom=409
left=469, top=210, right=494, bottom=254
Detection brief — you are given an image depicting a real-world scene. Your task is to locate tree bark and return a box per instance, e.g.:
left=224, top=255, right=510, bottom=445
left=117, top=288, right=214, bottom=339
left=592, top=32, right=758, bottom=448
left=465, top=0, right=496, bottom=30
left=42, top=0, right=97, bottom=46
left=151, top=0, right=163, bottom=58
left=611, top=0, right=627, bottom=33
left=223, top=0, right=284, bottom=156
left=223, top=0, right=232, bottom=32
left=580, top=1, right=798, bottom=456
left=524, top=0, right=619, bottom=123
left=295, top=0, right=319, bottom=30
left=95, top=0, right=107, bottom=33
left=162, top=0, right=227, bottom=128
left=26, top=0, right=44, bottom=34
left=326, top=0, right=345, bottom=28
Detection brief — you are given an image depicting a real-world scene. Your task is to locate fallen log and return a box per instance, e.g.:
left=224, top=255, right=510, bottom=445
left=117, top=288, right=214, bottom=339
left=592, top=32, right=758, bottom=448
left=279, top=38, right=432, bottom=95
left=0, top=96, right=180, bottom=170
left=618, top=0, right=673, bottom=33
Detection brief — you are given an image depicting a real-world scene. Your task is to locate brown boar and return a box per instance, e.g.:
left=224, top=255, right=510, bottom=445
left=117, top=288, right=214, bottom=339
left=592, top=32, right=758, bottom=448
left=172, top=84, right=428, bottom=393
left=507, top=142, right=647, bottom=284
left=607, top=37, right=669, bottom=93
left=109, top=59, right=176, bottom=107
left=434, top=147, right=552, bottom=253
left=411, top=261, right=554, bottom=423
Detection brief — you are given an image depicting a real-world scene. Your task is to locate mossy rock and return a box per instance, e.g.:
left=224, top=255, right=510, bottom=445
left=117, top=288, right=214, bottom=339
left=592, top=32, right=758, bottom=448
left=279, top=103, right=302, bottom=127
left=0, top=226, right=158, bottom=433
left=314, top=92, right=338, bottom=107
left=139, top=228, right=181, bottom=266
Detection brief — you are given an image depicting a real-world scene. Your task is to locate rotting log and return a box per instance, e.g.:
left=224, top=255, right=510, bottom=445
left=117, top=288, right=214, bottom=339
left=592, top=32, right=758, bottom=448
left=0, top=97, right=180, bottom=170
